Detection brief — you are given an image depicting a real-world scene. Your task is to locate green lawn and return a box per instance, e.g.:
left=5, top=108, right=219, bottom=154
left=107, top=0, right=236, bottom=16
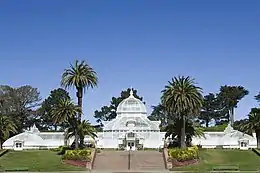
left=171, top=149, right=260, bottom=172
left=0, top=150, right=85, bottom=171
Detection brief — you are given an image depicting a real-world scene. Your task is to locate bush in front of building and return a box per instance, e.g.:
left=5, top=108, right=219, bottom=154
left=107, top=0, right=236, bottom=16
left=62, top=149, right=92, bottom=161
left=168, top=146, right=199, bottom=162
left=57, top=146, right=71, bottom=155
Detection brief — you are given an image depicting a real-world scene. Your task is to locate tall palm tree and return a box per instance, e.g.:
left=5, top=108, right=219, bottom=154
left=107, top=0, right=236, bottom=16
left=50, top=98, right=82, bottom=148
left=61, top=60, right=98, bottom=121
left=161, top=76, right=203, bottom=148
left=0, top=116, right=17, bottom=149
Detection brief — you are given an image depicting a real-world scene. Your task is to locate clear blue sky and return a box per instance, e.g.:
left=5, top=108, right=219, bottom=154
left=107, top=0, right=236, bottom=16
left=0, top=0, right=259, bottom=124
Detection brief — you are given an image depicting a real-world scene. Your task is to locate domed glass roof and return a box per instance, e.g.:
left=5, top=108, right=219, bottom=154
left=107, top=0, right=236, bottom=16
left=116, top=89, right=147, bottom=114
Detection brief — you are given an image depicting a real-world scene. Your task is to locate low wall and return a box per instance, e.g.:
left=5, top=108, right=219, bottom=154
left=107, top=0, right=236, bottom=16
left=163, top=148, right=172, bottom=169
left=86, top=148, right=97, bottom=170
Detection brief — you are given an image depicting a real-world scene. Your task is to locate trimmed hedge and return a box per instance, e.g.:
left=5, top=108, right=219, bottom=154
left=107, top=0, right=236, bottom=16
left=203, top=124, right=227, bottom=132
left=62, top=149, right=91, bottom=161
left=4, top=167, right=29, bottom=172
left=168, top=146, right=199, bottom=162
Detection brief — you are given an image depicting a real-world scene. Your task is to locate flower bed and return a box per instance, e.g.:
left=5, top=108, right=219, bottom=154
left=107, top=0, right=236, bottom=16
left=62, top=149, right=91, bottom=161
left=62, top=149, right=92, bottom=167
left=168, top=146, right=199, bottom=167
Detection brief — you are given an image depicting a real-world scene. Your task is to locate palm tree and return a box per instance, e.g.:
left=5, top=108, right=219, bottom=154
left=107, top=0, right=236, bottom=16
left=50, top=98, right=82, bottom=148
left=0, top=116, right=17, bottom=149
left=161, top=76, right=203, bottom=148
left=67, top=120, right=97, bottom=148
left=164, top=118, right=205, bottom=147
left=61, top=60, right=98, bottom=121
left=238, top=108, right=260, bottom=147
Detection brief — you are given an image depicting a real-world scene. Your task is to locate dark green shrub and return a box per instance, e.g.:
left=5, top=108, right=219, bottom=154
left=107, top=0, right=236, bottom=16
left=57, top=146, right=70, bottom=155
left=168, top=146, right=199, bottom=162
left=62, top=149, right=91, bottom=161
left=50, top=148, right=60, bottom=152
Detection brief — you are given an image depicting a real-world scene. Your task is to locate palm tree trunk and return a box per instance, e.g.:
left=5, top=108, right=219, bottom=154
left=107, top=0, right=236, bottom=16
left=180, top=115, right=186, bottom=149
left=75, top=129, right=79, bottom=149
left=256, top=131, right=260, bottom=148
left=76, top=88, right=83, bottom=121
left=206, top=120, right=209, bottom=127
left=80, top=135, right=84, bottom=148
left=230, top=107, right=234, bottom=126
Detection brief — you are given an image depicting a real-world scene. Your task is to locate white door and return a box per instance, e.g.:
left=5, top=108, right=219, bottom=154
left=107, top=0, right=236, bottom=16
left=126, top=141, right=135, bottom=151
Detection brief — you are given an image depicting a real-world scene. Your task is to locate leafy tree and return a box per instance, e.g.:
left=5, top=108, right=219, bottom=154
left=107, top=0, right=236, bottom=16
left=0, top=116, right=17, bottom=149
left=50, top=98, right=82, bottom=148
left=61, top=60, right=98, bottom=121
left=199, top=93, right=221, bottom=127
left=39, top=88, right=70, bottom=131
left=148, top=103, right=169, bottom=130
left=0, top=85, right=41, bottom=132
left=94, top=88, right=145, bottom=126
left=161, top=76, right=203, bottom=148
left=217, top=85, right=249, bottom=126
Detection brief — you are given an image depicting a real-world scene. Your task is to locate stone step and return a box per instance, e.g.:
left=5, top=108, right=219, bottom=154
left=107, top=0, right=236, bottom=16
left=93, top=151, right=129, bottom=170
left=93, top=150, right=166, bottom=170
left=130, top=151, right=165, bottom=170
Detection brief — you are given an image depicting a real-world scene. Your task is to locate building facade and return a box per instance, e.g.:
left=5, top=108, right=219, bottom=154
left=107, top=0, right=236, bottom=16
left=2, top=89, right=258, bottom=151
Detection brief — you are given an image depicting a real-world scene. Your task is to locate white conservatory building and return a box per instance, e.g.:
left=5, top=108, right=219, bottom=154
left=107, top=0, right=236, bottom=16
left=2, top=89, right=258, bottom=151
left=95, top=89, right=165, bottom=150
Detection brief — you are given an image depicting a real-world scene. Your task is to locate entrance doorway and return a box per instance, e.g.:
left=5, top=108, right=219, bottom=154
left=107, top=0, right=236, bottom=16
left=127, top=141, right=135, bottom=151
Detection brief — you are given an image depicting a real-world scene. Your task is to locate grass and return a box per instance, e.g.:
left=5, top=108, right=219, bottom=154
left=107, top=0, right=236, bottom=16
left=0, top=150, right=86, bottom=171
left=171, top=149, right=260, bottom=172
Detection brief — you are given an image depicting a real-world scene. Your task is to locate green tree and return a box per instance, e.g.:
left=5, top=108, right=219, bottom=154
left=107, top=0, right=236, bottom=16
left=39, top=88, right=71, bottom=131
left=233, top=119, right=249, bottom=133
left=164, top=117, right=205, bottom=147
left=0, top=85, right=41, bottom=132
left=217, top=85, right=249, bottom=126
left=67, top=120, right=97, bottom=147
left=61, top=60, right=98, bottom=121
left=255, top=93, right=260, bottom=103
left=161, top=76, right=203, bottom=148
left=0, top=116, right=17, bottom=149
left=50, top=98, right=82, bottom=148
left=148, top=104, right=168, bottom=130
left=199, top=93, right=221, bottom=127
left=237, top=108, right=260, bottom=147
left=94, top=88, right=145, bottom=126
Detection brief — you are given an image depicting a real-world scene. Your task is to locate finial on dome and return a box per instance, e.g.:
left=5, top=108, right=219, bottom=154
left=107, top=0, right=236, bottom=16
left=130, top=87, right=134, bottom=96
